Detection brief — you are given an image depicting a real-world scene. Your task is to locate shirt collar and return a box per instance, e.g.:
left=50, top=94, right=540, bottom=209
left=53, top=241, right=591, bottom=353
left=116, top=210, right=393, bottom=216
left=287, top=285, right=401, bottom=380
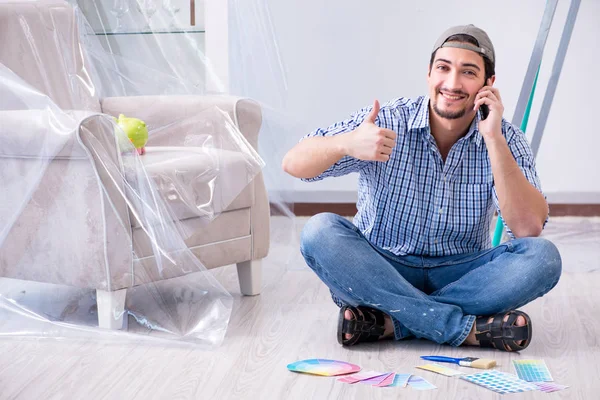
left=412, top=95, right=484, bottom=147
left=408, top=96, right=431, bottom=130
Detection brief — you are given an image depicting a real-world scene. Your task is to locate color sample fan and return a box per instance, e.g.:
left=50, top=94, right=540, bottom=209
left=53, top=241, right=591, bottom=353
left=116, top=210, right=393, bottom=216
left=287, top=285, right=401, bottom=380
left=287, top=359, right=361, bottom=376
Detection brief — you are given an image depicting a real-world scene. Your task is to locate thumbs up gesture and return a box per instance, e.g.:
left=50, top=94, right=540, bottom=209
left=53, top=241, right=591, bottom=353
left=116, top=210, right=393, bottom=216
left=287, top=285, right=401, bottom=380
left=342, top=100, right=397, bottom=162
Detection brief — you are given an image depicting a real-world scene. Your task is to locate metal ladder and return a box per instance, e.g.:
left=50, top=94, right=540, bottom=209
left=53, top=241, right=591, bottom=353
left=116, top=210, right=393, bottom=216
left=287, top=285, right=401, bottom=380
left=492, top=0, right=581, bottom=245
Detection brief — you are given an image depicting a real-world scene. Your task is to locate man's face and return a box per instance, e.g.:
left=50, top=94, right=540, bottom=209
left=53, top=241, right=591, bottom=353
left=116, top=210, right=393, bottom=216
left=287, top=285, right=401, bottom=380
left=427, top=45, right=487, bottom=120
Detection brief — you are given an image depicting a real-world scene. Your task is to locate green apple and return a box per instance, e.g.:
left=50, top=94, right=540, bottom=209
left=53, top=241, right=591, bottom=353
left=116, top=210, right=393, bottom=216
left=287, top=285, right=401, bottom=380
left=115, top=114, right=148, bottom=155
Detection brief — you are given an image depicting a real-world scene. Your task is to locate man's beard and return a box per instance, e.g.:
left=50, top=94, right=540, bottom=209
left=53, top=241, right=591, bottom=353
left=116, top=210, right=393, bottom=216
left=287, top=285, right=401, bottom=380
left=432, top=101, right=466, bottom=120
left=432, top=90, right=468, bottom=119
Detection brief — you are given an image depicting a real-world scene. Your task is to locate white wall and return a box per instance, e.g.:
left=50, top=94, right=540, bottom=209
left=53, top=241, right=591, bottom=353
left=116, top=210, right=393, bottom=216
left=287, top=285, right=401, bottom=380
left=253, top=0, right=600, bottom=203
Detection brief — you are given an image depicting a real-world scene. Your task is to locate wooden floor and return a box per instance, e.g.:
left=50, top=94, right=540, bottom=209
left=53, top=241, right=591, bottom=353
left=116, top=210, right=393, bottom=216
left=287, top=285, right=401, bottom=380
left=0, top=216, right=599, bottom=399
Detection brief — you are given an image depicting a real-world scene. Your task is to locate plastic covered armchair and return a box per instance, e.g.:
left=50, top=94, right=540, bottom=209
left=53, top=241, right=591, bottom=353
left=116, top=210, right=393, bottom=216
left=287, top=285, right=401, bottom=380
left=0, top=0, right=269, bottom=335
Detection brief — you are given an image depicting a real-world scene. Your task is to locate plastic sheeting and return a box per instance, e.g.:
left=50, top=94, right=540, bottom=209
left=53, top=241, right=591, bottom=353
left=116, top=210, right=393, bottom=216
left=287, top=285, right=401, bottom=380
left=76, top=0, right=300, bottom=266
left=0, top=0, right=272, bottom=346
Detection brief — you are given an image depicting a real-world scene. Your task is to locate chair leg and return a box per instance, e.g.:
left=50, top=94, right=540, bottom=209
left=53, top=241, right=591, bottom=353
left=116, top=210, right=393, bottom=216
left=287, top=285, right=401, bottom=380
left=236, top=260, right=262, bottom=296
left=96, top=288, right=127, bottom=329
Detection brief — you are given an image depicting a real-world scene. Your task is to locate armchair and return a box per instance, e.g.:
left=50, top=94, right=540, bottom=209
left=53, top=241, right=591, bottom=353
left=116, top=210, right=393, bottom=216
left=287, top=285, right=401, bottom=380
left=0, top=0, right=269, bottom=330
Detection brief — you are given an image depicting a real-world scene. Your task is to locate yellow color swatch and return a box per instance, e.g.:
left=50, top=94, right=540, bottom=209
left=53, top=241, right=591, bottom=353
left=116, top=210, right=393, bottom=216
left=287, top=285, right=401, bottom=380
left=416, top=364, right=463, bottom=377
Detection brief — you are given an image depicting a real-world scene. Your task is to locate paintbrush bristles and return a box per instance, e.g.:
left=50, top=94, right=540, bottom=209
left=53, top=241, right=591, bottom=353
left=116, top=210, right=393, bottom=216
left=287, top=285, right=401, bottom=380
left=470, top=358, right=497, bottom=369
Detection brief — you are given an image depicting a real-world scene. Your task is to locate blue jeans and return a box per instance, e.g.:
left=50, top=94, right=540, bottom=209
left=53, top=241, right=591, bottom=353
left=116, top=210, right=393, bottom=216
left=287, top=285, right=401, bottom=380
left=299, top=213, right=562, bottom=346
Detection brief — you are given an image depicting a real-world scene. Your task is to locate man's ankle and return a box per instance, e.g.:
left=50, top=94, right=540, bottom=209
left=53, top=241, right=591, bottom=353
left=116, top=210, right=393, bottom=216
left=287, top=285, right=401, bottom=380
left=383, top=315, right=395, bottom=338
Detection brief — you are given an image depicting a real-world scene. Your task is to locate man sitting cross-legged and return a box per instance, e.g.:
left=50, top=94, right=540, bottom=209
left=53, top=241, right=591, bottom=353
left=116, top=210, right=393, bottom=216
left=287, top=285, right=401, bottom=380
left=282, top=25, right=561, bottom=351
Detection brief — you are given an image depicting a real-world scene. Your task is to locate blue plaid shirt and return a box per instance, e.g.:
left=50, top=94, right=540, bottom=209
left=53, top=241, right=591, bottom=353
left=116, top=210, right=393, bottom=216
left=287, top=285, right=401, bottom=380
left=301, top=96, right=547, bottom=256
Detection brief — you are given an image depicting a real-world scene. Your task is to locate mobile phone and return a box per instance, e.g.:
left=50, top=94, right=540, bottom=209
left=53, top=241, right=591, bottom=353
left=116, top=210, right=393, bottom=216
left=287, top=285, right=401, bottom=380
left=480, top=104, right=489, bottom=120
left=480, top=79, right=492, bottom=120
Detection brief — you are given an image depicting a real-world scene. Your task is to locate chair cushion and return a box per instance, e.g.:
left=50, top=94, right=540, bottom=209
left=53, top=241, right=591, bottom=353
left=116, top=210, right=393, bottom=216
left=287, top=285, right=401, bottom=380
left=130, top=146, right=254, bottom=228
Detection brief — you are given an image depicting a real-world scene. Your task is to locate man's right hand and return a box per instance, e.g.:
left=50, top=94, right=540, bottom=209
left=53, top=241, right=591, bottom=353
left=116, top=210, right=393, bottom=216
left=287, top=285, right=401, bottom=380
left=282, top=99, right=397, bottom=178
left=341, top=100, right=397, bottom=162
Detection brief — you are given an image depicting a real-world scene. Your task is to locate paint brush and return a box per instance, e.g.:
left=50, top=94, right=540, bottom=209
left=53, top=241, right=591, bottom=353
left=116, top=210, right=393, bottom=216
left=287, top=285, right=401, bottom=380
left=420, top=356, right=496, bottom=369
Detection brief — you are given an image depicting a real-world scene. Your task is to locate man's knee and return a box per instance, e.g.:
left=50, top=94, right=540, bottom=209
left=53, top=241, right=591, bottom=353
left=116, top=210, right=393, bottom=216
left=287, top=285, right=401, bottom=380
left=517, top=237, right=562, bottom=289
left=300, top=212, right=347, bottom=254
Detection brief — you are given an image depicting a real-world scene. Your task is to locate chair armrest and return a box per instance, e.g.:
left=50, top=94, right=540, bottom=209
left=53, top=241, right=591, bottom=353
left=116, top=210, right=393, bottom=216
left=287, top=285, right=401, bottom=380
left=0, top=109, right=97, bottom=158
left=0, top=110, right=133, bottom=291
left=100, top=95, right=262, bottom=150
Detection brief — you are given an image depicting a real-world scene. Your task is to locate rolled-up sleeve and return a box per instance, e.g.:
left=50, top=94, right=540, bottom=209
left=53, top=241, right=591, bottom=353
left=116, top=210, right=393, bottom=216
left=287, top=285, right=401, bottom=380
left=492, top=122, right=549, bottom=238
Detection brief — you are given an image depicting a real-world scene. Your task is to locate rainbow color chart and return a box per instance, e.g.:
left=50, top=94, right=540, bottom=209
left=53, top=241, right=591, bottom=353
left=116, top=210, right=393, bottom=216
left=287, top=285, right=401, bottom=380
left=287, top=359, right=361, bottom=377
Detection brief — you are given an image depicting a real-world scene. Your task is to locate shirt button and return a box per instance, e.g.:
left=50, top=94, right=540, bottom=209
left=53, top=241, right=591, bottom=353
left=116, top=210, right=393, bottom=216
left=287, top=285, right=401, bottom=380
left=434, top=239, right=438, bottom=244
left=439, top=208, right=444, bottom=214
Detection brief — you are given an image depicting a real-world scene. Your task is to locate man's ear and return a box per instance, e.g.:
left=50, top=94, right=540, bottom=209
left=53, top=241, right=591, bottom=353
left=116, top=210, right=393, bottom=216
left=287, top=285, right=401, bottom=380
left=487, top=76, right=496, bottom=86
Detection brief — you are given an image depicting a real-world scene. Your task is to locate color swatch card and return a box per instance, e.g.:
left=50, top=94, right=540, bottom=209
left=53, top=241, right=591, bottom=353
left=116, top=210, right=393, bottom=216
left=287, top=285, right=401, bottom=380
left=374, top=373, right=396, bottom=387
left=359, top=372, right=394, bottom=386
left=461, top=370, right=538, bottom=394
left=287, top=359, right=361, bottom=376
left=407, top=375, right=437, bottom=390
left=337, top=370, right=386, bottom=384
left=386, top=373, right=411, bottom=388
left=534, top=382, right=569, bottom=393
left=417, top=363, right=463, bottom=377
left=513, top=359, right=553, bottom=382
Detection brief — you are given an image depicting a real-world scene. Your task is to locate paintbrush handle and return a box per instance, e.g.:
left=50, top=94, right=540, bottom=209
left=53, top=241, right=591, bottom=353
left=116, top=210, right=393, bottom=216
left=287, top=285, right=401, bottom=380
left=420, top=356, right=462, bottom=364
